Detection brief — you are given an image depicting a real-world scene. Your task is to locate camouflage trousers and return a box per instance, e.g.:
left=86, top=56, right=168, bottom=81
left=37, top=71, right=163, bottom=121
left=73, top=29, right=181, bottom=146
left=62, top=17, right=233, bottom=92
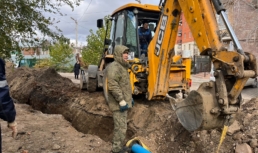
left=112, top=110, right=128, bottom=153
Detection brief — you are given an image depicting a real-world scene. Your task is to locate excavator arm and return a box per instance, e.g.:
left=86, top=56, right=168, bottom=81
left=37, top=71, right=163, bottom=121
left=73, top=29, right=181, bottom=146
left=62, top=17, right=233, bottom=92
left=147, top=0, right=225, bottom=100
left=148, top=0, right=257, bottom=131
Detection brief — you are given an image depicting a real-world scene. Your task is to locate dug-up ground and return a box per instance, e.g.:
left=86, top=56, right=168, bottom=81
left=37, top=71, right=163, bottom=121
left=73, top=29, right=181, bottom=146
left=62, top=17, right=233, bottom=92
left=1, top=66, right=258, bottom=153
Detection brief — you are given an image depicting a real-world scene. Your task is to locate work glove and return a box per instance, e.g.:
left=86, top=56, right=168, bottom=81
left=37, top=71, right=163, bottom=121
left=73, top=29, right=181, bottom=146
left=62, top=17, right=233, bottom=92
left=8, top=121, right=18, bottom=138
left=132, top=99, right=134, bottom=107
left=119, top=100, right=129, bottom=112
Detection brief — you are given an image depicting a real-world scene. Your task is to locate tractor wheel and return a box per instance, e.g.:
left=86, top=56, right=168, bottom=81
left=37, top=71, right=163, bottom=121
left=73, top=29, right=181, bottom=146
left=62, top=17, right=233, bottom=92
left=80, top=74, right=87, bottom=90
left=252, top=79, right=258, bottom=88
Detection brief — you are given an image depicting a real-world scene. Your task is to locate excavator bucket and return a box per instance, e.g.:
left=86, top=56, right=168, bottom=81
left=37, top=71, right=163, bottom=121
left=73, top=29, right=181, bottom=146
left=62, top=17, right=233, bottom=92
left=169, top=81, right=228, bottom=131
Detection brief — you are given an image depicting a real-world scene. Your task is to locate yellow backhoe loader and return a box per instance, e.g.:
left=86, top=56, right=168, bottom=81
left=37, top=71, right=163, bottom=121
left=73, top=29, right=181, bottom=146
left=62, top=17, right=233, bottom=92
left=81, top=3, right=192, bottom=99
left=80, top=0, right=257, bottom=132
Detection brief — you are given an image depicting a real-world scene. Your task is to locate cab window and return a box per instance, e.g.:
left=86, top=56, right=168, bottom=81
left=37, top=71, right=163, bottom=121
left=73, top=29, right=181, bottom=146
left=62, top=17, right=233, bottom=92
left=114, top=13, right=124, bottom=45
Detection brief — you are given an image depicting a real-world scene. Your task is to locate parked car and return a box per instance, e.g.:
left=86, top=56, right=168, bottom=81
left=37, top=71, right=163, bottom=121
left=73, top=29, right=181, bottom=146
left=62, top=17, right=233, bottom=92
left=210, top=70, right=258, bottom=88
left=245, top=77, right=258, bottom=88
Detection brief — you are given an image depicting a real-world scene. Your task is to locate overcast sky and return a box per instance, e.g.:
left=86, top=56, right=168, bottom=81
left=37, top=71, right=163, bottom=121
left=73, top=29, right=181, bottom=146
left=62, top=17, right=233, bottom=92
left=51, top=0, right=158, bottom=47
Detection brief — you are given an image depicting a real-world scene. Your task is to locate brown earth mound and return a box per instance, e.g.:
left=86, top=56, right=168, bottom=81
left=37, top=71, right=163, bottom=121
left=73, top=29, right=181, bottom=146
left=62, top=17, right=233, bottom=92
left=5, top=67, right=258, bottom=153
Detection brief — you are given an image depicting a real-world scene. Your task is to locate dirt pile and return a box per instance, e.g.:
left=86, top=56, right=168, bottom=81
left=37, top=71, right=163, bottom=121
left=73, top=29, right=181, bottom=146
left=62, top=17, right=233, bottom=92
left=7, top=67, right=77, bottom=105
left=5, top=67, right=258, bottom=153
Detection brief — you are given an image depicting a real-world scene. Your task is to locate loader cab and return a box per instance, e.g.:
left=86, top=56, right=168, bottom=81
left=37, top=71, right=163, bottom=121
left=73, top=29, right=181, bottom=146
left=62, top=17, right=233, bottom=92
left=98, top=3, right=160, bottom=59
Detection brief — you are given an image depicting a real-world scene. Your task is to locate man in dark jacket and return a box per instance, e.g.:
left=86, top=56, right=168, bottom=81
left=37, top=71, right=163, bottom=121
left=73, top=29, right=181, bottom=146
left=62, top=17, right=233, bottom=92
left=0, top=58, right=17, bottom=152
left=138, top=21, right=152, bottom=56
left=74, top=61, right=80, bottom=79
left=106, top=45, right=133, bottom=153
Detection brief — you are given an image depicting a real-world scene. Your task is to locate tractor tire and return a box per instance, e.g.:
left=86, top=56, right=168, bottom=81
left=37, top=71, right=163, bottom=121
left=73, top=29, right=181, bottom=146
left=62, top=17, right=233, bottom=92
left=79, top=69, right=87, bottom=90
left=87, top=77, right=98, bottom=92
left=252, top=79, right=258, bottom=88
left=80, top=75, right=87, bottom=90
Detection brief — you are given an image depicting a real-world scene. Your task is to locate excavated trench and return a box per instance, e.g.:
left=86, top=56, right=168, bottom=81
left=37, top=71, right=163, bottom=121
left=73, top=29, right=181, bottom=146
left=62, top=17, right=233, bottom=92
left=6, top=67, right=187, bottom=153
left=7, top=67, right=129, bottom=142
left=6, top=67, right=258, bottom=153
left=29, top=92, right=117, bottom=142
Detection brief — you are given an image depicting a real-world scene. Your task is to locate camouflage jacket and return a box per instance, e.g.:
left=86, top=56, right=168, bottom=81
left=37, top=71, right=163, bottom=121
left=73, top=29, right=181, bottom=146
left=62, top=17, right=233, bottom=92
left=106, top=45, right=132, bottom=112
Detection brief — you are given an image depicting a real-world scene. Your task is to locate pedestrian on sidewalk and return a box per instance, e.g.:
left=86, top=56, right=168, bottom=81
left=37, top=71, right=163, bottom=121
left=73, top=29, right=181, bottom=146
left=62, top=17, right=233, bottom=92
left=74, top=61, right=80, bottom=79
left=0, top=58, right=18, bottom=153
left=105, top=45, right=134, bottom=153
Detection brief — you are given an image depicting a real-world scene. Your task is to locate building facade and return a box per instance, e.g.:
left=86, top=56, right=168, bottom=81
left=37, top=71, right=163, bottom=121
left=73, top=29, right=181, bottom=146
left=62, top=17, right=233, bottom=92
left=174, top=12, right=199, bottom=57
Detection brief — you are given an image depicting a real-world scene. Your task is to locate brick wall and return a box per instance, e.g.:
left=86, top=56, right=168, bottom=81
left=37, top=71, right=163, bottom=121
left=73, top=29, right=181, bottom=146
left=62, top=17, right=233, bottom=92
left=224, top=0, right=258, bottom=58
left=180, top=12, right=195, bottom=44
left=175, top=12, right=198, bottom=55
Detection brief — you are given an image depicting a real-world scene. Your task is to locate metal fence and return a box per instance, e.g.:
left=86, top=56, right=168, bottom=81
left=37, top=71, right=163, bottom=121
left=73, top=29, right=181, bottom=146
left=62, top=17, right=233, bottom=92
left=192, top=55, right=211, bottom=74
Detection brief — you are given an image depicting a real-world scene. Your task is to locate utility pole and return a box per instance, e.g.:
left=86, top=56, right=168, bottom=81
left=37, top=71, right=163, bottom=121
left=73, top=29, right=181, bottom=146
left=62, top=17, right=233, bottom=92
left=135, top=0, right=141, bottom=4
left=71, top=17, right=78, bottom=53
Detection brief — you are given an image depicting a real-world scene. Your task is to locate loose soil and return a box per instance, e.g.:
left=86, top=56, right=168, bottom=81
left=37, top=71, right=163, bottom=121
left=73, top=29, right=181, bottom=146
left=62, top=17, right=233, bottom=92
left=2, top=66, right=258, bottom=153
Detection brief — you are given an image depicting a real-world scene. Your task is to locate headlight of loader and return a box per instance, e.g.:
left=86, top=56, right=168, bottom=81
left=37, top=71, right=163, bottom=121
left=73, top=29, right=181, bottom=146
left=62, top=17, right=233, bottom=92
left=133, top=65, right=139, bottom=72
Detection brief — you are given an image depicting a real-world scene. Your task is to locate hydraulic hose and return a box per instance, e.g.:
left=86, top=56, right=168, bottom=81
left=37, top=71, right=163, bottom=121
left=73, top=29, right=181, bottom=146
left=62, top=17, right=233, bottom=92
left=212, top=0, right=249, bottom=61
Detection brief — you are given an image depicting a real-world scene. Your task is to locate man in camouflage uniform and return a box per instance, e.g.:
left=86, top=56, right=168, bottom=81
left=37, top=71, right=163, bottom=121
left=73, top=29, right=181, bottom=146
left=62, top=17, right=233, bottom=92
left=106, top=45, right=133, bottom=153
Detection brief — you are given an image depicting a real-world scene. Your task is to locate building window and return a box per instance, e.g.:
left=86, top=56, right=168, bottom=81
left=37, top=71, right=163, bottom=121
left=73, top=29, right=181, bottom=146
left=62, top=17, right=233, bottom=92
left=189, top=44, right=191, bottom=50
left=178, top=29, right=182, bottom=36
left=179, top=19, right=182, bottom=26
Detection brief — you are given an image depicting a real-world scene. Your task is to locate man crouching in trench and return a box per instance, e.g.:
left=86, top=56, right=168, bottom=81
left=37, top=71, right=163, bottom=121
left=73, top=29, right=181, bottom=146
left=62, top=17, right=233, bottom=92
left=106, top=45, right=134, bottom=153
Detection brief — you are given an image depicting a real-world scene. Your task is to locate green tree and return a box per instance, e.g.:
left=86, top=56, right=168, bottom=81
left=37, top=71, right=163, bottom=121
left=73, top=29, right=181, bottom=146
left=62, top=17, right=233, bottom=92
left=48, top=39, right=73, bottom=70
left=82, top=17, right=111, bottom=66
left=0, top=0, right=80, bottom=58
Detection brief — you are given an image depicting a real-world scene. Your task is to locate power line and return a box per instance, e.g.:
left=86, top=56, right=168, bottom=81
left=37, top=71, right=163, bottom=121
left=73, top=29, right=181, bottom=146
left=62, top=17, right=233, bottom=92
left=59, top=19, right=95, bottom=23
left=51, top=11, right=111, bottom=17
left=77, top=24, right=89, bottom=29
left=78, top=0, right=93, bottom=21
left=79, top=11, right=111, bottom=14
left=78, top=20, right=95, bottom=22
left=53, top=13, right=80, bottom=16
